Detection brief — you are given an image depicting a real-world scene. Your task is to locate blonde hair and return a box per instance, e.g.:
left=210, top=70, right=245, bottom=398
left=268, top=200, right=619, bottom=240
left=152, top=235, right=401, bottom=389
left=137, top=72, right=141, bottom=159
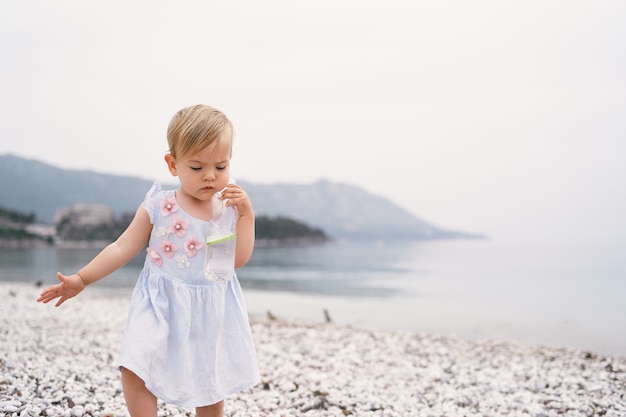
left=166, top=104, right=233, bottom=159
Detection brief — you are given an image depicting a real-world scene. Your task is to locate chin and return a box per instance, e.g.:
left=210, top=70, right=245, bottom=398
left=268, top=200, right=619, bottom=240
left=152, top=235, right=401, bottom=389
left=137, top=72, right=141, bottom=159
left=196, top=192, right=215, bottom=200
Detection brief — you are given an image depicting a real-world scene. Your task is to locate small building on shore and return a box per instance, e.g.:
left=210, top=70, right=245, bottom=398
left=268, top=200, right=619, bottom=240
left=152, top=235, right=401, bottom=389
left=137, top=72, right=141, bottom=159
left=54, top=204, right=115, bottom=227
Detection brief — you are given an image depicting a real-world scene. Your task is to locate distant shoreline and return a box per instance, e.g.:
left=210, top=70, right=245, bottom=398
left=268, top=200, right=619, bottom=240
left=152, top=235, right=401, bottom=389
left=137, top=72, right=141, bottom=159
left=0, top=236, right=333, bottom=250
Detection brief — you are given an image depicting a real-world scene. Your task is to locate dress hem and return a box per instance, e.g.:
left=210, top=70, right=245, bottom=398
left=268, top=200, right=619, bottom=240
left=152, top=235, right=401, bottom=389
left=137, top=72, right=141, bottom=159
left=118, top=362, right=260, bottom=408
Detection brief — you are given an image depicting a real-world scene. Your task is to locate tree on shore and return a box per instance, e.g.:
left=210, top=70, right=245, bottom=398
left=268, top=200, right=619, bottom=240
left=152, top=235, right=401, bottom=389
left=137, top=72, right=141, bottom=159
left=1, top=205, right=328, bottom=245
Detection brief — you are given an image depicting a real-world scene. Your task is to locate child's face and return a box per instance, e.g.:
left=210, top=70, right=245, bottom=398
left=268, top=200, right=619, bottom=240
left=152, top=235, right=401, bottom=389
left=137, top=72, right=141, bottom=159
left=166, top=136, right=232, bottom=203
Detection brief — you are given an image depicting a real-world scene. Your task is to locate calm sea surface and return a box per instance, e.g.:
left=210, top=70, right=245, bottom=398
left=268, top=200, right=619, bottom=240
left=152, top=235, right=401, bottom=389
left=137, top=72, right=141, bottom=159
left=1, top=239, right=625, bottom=356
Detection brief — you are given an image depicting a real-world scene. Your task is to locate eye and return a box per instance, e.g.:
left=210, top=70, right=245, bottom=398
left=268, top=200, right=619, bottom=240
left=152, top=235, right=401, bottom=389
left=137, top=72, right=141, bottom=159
left=191, top=167, right=202, bottom=171
left=216, top=166, right=226, bottom=171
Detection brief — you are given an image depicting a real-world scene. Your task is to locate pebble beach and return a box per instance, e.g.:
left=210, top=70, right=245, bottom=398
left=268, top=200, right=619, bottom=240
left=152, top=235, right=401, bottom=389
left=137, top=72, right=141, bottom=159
left=1, top=282, right=625, bottom=417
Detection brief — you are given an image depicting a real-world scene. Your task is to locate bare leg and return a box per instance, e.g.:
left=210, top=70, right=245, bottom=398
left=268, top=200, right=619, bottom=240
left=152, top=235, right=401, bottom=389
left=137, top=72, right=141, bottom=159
left=196, top=400, right=224, bottom=417
left=120, top=367, right=158, bottom=417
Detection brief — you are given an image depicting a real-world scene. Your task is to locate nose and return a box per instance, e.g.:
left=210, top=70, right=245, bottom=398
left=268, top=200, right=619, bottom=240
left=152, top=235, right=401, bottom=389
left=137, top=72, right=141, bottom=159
left=203, top=168, right=216, bottom=182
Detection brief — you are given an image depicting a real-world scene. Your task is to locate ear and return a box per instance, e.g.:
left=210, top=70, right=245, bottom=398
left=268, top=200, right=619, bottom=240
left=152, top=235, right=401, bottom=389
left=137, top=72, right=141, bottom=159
left=164, top=154, right=178, bottom=176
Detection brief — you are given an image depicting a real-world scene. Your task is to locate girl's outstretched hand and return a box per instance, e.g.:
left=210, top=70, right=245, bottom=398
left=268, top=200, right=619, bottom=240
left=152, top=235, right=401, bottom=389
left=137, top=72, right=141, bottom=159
left=37, top=272, right=86, bottom=307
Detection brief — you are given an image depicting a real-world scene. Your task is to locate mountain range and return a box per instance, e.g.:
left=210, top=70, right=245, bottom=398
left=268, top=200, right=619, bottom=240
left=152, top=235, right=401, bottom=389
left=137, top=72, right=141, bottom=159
left=0, top=154, right=481, bottom=240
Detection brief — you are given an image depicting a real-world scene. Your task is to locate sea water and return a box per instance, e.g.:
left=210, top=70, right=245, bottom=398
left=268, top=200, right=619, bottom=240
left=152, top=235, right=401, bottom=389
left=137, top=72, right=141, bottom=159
left=1, top=238, right=625, bottom=356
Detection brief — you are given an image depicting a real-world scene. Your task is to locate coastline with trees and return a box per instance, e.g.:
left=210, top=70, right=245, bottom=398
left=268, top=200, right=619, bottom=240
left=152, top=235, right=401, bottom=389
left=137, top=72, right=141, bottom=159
left=0, top=205, right=329, bottom=249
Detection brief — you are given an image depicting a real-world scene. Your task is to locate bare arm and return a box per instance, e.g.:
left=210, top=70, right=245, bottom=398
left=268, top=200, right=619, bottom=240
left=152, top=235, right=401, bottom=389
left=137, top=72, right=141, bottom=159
left=37, top=205, right=152, bottom=306
left=222, top=183, right=255, bottom=268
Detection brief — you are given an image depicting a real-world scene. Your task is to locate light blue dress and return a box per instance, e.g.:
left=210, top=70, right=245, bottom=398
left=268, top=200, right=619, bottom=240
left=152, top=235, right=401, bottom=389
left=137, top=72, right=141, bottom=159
left=118, top=183, right=260, bottom=408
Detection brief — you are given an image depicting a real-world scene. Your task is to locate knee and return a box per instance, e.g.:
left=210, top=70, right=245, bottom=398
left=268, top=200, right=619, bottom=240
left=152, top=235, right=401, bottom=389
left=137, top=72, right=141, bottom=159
left=196, top=400, right=224, bottom=417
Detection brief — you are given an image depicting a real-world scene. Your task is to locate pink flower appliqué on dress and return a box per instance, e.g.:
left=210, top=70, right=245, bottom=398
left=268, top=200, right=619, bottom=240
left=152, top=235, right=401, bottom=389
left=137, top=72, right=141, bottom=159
left=167, top=215, right=189, bottom=238
left=146, top=247, right=163, bottom=267
left=184, top=235, right=204, bottom=258
left=160, top=240, right=179, bottom=258
left=159, top=196, right=178, bottom=216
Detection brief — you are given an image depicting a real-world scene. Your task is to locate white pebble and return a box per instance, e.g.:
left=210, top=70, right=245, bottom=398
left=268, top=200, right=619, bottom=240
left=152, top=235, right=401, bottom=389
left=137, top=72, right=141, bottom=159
left=1, top=283, right=625, bottom=417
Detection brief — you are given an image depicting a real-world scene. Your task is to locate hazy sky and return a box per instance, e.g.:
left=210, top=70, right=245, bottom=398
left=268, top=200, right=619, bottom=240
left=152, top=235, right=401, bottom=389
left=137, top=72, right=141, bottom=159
left=1, top=1, right=625, bottom=244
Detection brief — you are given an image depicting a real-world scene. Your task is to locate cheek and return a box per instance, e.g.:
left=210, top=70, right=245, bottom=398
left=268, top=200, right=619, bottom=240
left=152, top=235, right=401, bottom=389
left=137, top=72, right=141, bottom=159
left=218, top=171, right=230, bottom=186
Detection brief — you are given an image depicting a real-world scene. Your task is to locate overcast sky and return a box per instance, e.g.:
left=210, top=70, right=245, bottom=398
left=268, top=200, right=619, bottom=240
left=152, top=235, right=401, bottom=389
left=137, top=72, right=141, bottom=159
left=1, top=1, right=624, bottom=244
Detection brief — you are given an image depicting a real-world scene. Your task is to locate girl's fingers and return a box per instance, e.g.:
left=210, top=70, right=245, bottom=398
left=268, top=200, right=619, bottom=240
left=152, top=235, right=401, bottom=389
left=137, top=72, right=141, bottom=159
left=37, top=278, right=64, bottom=303
left=37, top=290, right=58, bottom=304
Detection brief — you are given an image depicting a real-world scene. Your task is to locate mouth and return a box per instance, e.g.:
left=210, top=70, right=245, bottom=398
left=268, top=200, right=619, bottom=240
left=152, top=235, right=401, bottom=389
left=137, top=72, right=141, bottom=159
left=198, top=184, right=214, bottom=192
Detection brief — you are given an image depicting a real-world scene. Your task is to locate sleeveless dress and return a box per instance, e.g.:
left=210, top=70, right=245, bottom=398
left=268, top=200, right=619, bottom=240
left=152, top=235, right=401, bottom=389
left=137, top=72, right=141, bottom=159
left=117, top=183, right=260, bottom=408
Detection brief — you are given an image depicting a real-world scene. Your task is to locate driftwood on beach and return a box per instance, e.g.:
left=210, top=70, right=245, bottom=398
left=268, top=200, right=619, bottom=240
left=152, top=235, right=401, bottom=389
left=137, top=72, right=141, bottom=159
left=1, top=283, right=625, bottom=416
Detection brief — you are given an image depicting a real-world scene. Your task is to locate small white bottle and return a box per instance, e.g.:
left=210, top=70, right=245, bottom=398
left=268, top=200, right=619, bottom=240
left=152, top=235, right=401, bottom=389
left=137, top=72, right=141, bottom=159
left=204, top=183, right=237, bottom=281
left=204, top=227, right=237, bottom=281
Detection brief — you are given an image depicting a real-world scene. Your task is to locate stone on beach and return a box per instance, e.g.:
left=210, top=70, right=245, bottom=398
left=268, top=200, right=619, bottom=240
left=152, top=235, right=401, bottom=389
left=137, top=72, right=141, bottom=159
left=1, top=283, right=625, bottom=416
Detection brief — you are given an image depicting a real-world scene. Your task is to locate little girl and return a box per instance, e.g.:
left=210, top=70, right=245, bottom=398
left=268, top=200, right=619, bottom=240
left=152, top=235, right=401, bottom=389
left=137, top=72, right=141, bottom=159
left=37, top=105, right=260, bottom=417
